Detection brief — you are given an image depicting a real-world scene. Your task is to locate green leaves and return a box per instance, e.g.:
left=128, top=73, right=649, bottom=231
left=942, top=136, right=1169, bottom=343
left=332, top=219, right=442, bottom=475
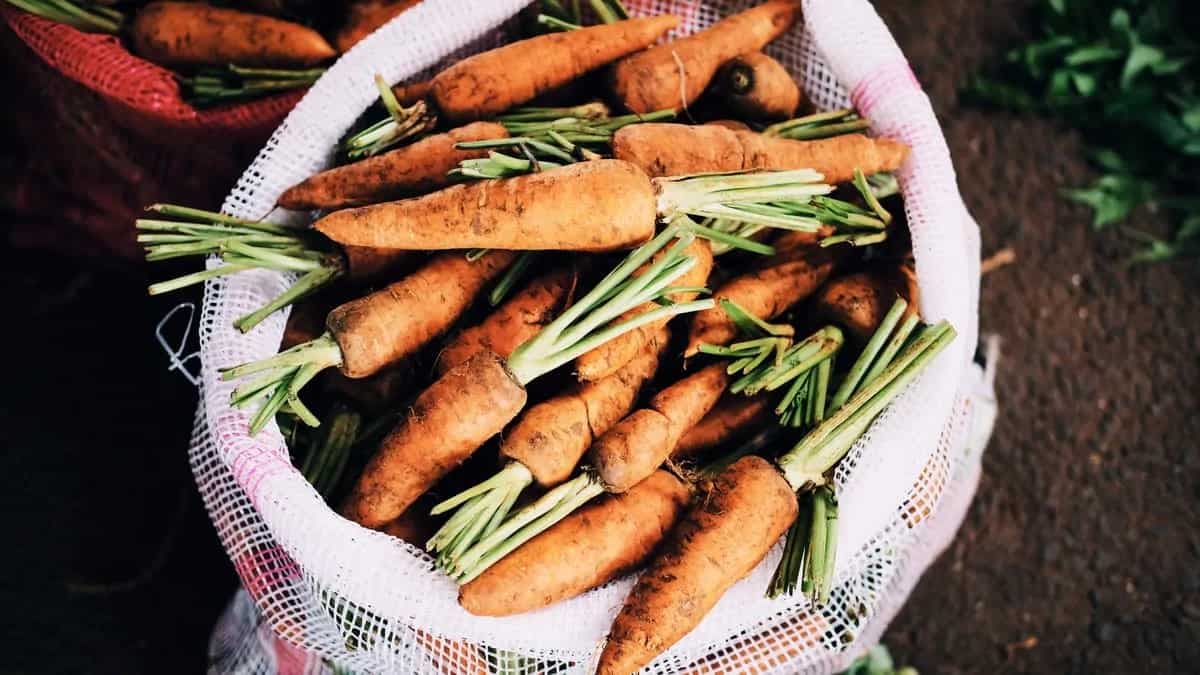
left=967, top=0, right=1200, bottom=262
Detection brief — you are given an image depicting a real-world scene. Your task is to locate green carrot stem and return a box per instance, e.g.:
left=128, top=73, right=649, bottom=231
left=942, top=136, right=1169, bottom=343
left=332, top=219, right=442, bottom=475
left=145, top=204, right=283, bottom=230
left=222, top=332, right=341, bottom=381
left=431, top=462, right=533, bottom=515
left=681, top=218, right=776, bottom=255
left=829, top=298, right=908, bottom=409
left=853, top=168, right=893, bottom=225
left=233, top=265, right=343, bottom=334
left=767, top=498, right=812, bottom=598
left=537, top=14, right=580, bottom=31
left=588, top=0, right=627, bottom=23
left=820, top=231, right=888, bottom=248
left=488, top=251, right=538, bottom=306
left=860, top=313, right=920, bottom=388
left=147, top=264, right=255, bottom=296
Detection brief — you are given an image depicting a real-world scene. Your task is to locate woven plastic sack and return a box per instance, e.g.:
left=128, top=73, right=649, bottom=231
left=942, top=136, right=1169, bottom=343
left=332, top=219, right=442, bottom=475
left=191, top=1, right=992, bottom=672
left=0, top=7, right=303, bottom=260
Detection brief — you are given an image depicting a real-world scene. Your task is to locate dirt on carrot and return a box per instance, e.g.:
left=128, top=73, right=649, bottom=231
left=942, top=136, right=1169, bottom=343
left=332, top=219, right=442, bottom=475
left=812, top=263, right=918, bottom=343
left=334, top=0, right=421, bottom=52
left=674, top=393, right=773, bottom=461
left=716, top=51, right=803, bottom=121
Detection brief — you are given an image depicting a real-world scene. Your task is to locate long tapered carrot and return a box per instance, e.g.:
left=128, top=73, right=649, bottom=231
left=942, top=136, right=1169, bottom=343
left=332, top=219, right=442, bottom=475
left=597, top=455, right=797, bottom=675
left=610, top=0, right=800, bottom=114
left=329, top=251, right=516, bottom=378
left=717, top=51, right=803, bottom=121
left=278, top=122, right=509, bottom=211
left=501, top=327, right=669, bottom=487
left=576, top=238, right=713, bottom=381
left=313, top=159, right=657, bottom=252
left=590, top=363, right=729, bottom=493
left=340, top=350, right=528, bottom=528
left=430, top=15, right=679, bottom=123
left=129, top=2, right=336, bottom=68
left=458, top=470, right=689, bottom=617
left=673, top=393, right=772, bottom=460
left=436, top=264, right=579, bottom=376
left=685, top=231, right=837, bottom=355
left=613, top=123, right=909, bottom=184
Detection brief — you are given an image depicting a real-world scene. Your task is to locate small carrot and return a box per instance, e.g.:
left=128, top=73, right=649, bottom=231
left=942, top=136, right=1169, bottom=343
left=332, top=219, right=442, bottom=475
left=430, top=15, right=679, bottom=122
left=686, top=231, right=837, bottom=355
left=613, top=123, right=909, bottom=184
left=129, top=2, right=336, bottom=68
left=716, top=51, right=802, bottom=121
left=673, top=393, right=772, bottom=460
left=334, top=0, right=421, bottom=52
left=436, top=264, right=579, bottom=375
left=575, top=238, right=713, bottom=381
left=812, top=263, right=918, bottom=343
left=610, top=0, right=800, bottom=114
left=278, top=122, right=510, bottom=211
left=391, top=79, right=432, bottom=107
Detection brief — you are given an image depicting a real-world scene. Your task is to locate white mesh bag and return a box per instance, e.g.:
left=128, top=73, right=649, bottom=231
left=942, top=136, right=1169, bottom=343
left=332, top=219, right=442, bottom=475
left=192, top=1, right=995, bottom=672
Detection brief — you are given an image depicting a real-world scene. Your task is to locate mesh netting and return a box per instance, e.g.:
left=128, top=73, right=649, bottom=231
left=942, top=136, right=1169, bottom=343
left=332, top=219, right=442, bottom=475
left=192, top=1, right=991, bottom=672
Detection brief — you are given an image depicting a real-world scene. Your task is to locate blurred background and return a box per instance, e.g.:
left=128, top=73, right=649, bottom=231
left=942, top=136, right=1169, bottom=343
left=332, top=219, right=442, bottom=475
left=1, top=0, right=1198, bottom=673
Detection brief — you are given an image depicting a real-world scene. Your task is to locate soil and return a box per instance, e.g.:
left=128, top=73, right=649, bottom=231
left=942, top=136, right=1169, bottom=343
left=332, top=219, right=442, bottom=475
left=1, top=1, right=1198, bottom=673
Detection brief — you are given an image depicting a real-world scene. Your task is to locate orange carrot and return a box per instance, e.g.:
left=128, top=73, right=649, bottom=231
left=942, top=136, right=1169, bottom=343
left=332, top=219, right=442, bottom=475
left=589, top=363, right=729, bottom=493
left=391, top=79, right=432, bottom=106
left=598, top=455, right=797, bottom=675
left=436, top=265, right=579, bottom=375
left=458, top=470, right=689, bottom=616
left=610, top=1, right=800, bottom=114
left=673, top=393, right=772, bottom=460
left=329, top=251, right=514, bottom=378
left=576, top=238, right=713, bottom=381
left=278, top=122, right=509, bottom=211
left=430, top=15, right=679, bottom=123
left=716, top=51, right=802, bottom=121
left=812, top=263, right=918, bottom=343
left=130, top=2, right=336, bottom=68
left=686, top=232, right=837, bottom=355
left=313, top=159, right=657, bottom=252
left=340, top=350, right=528, bottom=528
left=500, top=327, right=669, bottom=487
left=334, top=0, right=422, bottom=52
left=613, top=123, right=909, bottom=184
left=339, top=246, right=420, bottom=284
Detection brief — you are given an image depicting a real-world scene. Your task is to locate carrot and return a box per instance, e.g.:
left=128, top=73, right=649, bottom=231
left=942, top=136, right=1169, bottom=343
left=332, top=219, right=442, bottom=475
left=129, top=2, right=336, bottom=68
left=329, top=251, right=516, bottom=378
left=685, top=232, right=837, bottom=355
left=716, top=51, right=802, bottom=121
left=613, top=123, right=909, bottom=184
left=321, top=230, right=712, bottom=527
left=334, top=0, right=421, bottom=52
left=426, top=327, right=669, bottom=565
left=458, top=470, right=689, bottom=617
left=430, top=15, right=679, bottom=123
left=380, top=496, right=437, bottom=547
left=391, top=79, right=432, bottom=107
left=313, top=159, right=657, bottom=252
left=340, top=350, right=528, bottom=528
left=278, top=122, right=509, bottom=211
left=339, top=246, right=420, bottom=284
left=673, top=393, right=772, bottom=460
left=590, top=363, right=729, bottom=493
left=812, top=264, right=918, bottom=343
left=436, top=264, right=579, bottom=375
left=704, top=119, right=752, bottom=131
left=610, top=0, right=800, bottom=114
left=575, top=238, right=713, bottom=381
left=598, top=455, right=797, bottom=675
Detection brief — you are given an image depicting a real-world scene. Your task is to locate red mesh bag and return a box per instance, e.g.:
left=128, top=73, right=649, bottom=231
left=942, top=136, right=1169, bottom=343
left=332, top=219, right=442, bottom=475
left=1, top=6, right=307, bottom=262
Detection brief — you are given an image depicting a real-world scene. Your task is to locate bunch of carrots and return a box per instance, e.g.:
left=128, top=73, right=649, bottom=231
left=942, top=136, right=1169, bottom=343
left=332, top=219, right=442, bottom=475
left=140, top=1, right=958, bottom=671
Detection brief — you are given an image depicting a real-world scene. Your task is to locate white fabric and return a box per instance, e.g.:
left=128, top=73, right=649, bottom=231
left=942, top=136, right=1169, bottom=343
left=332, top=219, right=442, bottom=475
left=195, top=1, right=992, bottom=672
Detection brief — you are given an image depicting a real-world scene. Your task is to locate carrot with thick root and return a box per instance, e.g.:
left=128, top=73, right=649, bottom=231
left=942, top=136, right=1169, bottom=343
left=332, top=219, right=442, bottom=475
left=427, top=328, right=669, bottom=565
left=219, top=250, right=515, bottom=433
left=334, top=0, right=421, bottom=52
left=430, top=15, right=679, bottom=123
left=278, top=122, right=509, bottom=211
left=436, top=264, right=579, bottom=375
left=459, top=470, right=690, bottom=616
left=716, top=51, right=803, bottom=121
left=610, top=0, right=800, bottom=114
left=674, top=393, right=772, bottom=460
left=314, top=160, right=656, bottom=252
left=327, top=229, right=713, bottom=528
left=129, top=2, right=336, bottom=68
left=576, top=238, right=713, bottom=381
left=813, top=263, right=919, bottom=343
left=613, top=123, right=909, bottom=184
left=440, top=361, right=729, bottom=583
left=600, top=319, right=959, bottom=673
left=686, top=231, right=837, bottom=355
left=598, top=455, right=797, bottom=675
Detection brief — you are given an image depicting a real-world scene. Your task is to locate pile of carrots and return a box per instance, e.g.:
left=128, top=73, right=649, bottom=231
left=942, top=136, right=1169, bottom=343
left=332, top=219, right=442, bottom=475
left=6, top=0, right=426, bottom=105
left=139, top=1, right=960, bottom=671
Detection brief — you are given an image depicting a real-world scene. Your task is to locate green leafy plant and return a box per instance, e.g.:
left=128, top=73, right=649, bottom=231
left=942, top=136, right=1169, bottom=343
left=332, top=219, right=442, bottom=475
left=966, top=0, right=1200, bottom=261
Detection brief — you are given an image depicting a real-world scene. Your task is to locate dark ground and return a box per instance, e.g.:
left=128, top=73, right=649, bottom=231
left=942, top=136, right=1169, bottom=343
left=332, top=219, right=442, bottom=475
left=2, top=1, right=1198, bottom=673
